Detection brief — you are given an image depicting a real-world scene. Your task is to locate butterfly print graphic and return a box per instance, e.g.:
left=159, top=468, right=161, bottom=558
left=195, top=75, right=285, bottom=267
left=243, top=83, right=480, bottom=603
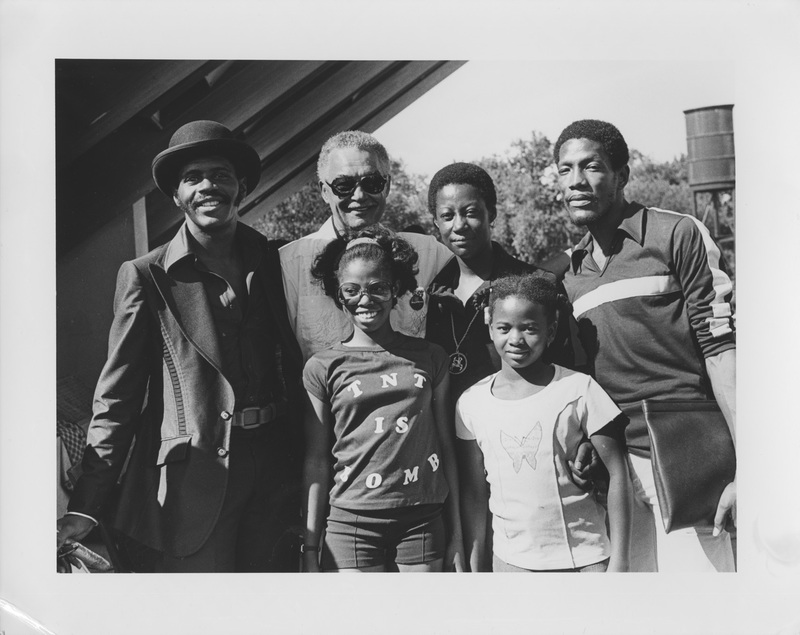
left=501, top=423, right=543, bottom=473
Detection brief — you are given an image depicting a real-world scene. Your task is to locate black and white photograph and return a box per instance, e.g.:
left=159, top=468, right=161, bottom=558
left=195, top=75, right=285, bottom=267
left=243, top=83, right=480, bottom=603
left=1, top=1, right=799, bottom=634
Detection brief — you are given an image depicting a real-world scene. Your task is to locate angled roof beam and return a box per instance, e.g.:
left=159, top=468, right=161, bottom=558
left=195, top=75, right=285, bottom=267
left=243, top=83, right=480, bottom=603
left=243, top=61, right=465, bottom=223
left=146, top=60, right=402, bottom=239
left=149, top=61, right=465, bottom=245
left=60, top=60, right=225, bottom=165
left=242, top=61, right=464, bottom=216
left=59, top=60, right=331, bottom=257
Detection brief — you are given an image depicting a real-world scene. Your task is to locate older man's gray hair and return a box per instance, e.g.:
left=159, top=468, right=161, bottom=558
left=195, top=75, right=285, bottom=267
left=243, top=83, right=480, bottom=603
left=316, top=130, right=391, bottom=181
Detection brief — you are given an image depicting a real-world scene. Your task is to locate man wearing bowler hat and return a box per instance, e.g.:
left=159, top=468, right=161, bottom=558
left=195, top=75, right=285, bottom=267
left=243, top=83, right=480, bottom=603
left=57, top=120, right=304, bottom=572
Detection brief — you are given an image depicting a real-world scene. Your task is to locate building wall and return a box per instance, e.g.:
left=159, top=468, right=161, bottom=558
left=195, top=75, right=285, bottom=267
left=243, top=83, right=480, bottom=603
left=57, top=209, right=138, bottom=393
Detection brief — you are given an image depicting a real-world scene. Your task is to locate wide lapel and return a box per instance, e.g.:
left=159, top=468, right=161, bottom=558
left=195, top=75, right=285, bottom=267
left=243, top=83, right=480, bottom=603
left=150, top=233, right=223, bottom=373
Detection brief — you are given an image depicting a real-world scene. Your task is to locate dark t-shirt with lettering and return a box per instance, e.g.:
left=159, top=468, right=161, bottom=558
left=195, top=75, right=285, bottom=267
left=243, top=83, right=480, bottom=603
left=303, top=334, right=450, bottom=510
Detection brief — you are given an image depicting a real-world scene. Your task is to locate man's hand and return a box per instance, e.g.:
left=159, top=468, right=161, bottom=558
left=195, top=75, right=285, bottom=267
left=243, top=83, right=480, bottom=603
left=568, top=440, right=605, bottom=491
left=713, top=481, right=737, bottom=536
left=57, top=514, right=95, bottom=549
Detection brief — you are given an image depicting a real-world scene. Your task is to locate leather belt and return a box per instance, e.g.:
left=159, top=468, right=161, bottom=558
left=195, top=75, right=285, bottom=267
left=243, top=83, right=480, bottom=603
left=231, top=403, right=287, bottom=429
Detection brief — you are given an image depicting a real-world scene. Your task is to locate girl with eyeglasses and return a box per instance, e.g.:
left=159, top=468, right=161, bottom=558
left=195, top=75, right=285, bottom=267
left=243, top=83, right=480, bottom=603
left=301, top=226, right=464, bottom=572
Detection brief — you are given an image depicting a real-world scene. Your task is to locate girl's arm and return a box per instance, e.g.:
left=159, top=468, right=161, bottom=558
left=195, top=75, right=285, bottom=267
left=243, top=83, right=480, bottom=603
left=432, top=374, right=465, bottom=572
left=302, top=390, right=333, bottom=573
left=590, top=425, right=633, bottom=572
left=457, top=438, right=490, bottom=572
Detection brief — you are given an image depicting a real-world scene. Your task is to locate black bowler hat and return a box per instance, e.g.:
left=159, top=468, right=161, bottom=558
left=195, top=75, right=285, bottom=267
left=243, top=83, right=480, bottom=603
left=151, top=120, right=262, bottom=196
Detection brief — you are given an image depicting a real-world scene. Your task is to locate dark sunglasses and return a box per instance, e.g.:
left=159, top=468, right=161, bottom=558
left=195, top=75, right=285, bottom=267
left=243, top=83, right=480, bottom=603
left=325, top=173, right=388, bottom=198
left=337, top=281, right=394, bottom=306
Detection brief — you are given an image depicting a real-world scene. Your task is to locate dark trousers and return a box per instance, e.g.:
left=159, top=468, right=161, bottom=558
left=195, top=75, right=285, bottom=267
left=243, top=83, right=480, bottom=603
left=154, top=424, right=300, bottom=573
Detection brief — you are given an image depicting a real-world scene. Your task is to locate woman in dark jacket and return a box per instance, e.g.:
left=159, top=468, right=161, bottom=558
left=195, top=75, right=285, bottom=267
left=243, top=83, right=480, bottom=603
left=425, top=162, right=575, bottom=407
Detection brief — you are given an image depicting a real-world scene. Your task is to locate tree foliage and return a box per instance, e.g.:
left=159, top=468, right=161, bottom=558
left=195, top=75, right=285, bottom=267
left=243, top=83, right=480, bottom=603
left=250, top=131, right=732, bottom=275
left=626, top=149, right=692, bottom=214
left=249, top=178, right=326, bottom=242
left=250, top=159, right=432, bottom=242
left=477, top=132, right=582, bottom=265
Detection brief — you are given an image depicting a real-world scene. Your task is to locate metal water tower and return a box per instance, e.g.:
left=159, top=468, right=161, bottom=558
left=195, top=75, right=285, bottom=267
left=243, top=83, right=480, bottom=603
left=684, top=105, right=735, bottom=250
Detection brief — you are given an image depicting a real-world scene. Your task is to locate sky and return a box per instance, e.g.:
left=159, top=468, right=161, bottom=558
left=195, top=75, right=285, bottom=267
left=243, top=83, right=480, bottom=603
left=375, top=60, right=735, bottom=177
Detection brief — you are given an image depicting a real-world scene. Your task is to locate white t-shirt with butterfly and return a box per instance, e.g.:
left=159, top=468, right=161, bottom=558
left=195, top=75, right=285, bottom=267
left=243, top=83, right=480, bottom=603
left=455, top=365, right=622, bottom=570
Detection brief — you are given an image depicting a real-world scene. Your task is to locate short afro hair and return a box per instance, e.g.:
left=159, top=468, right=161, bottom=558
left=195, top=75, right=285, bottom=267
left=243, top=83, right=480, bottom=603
left=317, top=130, right=391, bottom=181
left=427, top=162, right=497, bottom=222
left=310, top=225, right=419, bottom=308
left=553, top=119, right=629, bottom=171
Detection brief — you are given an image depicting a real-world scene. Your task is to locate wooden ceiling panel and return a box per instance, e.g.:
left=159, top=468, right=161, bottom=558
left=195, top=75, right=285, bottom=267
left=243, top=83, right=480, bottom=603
left=58, top=60, right=332, bottom=256
left=242, top=61, right=465, bottom=223
left=146, top=60, right=405, bottom=241
left=248, top=61, right=401, bottom=162
left=240, top=62, right=448, bottom=212
left=57, top=60, right=223, bottom=164
left=57, top=60, right=465, bottom=257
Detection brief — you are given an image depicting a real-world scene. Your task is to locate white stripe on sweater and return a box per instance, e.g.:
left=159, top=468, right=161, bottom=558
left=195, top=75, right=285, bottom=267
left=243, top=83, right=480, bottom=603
left=572, top=275, right=679, bottom=318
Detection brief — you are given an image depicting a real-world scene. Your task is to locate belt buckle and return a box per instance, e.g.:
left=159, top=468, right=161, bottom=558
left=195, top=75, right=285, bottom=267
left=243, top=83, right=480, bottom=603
left=239, top=406, right=262, bottom=429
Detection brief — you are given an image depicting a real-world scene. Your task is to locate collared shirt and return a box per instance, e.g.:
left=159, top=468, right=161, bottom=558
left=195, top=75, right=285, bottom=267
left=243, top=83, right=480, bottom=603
left=425, top=243, right=574, bottom=405
left=563, top=202, right=736, bottom=455
left=167, top=223, right=284, bottom=410
left=279, top=218, right=454, bottom=361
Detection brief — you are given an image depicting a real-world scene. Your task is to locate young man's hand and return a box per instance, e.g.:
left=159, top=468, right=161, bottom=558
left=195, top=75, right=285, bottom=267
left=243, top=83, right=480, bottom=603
left=568, top=440, right=606, bottom=491
left=714, top=481, right=737, bottom=536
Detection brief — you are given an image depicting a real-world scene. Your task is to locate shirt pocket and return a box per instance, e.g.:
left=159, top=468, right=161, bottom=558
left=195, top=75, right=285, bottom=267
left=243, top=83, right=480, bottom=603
left=155, top=434, right=192, bottom=466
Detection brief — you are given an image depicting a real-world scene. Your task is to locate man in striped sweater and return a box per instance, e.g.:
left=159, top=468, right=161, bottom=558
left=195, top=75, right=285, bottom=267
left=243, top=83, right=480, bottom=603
left=555, top=119, right=736, bottom=572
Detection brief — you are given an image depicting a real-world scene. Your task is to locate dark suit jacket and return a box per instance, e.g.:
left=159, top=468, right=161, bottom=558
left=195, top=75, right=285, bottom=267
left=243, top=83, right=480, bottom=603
left=68, top=222, right=304, bottom=558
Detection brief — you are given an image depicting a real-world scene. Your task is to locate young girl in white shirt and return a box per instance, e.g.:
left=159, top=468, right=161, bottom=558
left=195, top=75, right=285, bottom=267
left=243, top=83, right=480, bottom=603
left=457, top=274, right=632, bottom=572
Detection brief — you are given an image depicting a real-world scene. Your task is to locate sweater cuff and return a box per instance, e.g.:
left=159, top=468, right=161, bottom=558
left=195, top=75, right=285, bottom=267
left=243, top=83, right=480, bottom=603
left=65, top=511, right=99, bottom=526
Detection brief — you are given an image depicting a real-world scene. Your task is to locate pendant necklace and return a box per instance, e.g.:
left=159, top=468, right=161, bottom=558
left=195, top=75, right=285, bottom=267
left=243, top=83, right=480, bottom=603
left=448, top=306, right=482, bottom=375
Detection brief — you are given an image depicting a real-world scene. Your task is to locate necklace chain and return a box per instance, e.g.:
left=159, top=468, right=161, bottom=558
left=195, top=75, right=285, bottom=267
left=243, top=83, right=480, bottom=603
left=447, top=279, right=491, bottom=375
left=450, top=306, right=483, bottom=353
